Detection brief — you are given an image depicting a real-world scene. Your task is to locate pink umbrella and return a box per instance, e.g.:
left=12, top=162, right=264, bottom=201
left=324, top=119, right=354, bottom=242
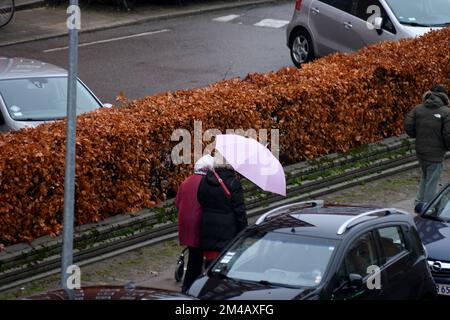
left=215, top=134, right=286, bottom=196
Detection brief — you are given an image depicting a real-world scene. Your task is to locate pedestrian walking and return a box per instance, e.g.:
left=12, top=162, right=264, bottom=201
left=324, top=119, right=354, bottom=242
left=404, top=84, right=450, bottom=205
left=175, top=154, right=214, bottom=294
left=197, top=153, right=248, bottom=267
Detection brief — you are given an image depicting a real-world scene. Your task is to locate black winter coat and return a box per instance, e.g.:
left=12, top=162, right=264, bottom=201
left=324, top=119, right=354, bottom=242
left=404, top=91, right=450, bottom=162
left=197, top=168, right=248, bottom=251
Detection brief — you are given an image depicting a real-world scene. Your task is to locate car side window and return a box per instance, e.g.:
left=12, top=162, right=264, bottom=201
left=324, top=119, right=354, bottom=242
left=344, top=232, right=378, bottom=276
left=319, top=0, right=354, bottom=14
left=354, top=0, right=397, bottom=33
left=377, top=226, right=407, bottom=263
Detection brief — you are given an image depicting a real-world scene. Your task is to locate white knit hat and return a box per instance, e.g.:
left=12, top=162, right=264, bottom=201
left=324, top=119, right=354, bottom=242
left=194, top=154, right=214, bottom=174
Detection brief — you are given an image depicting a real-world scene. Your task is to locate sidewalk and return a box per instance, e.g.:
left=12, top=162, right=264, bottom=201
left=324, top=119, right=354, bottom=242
left=1, top=158, right=448, bottom=299
left=0, top=0, right=283, bottom=47
left=14, top=0, right=45, bottom=11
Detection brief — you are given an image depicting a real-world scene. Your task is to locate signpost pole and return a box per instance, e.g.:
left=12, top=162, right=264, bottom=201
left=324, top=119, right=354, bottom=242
left=62, top=1, right=80, bottom=300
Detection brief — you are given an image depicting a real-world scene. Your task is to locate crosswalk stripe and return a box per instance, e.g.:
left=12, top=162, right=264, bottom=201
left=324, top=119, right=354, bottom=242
left=212, top=14, right=240, bottom=22
left=253, top=19, right=289, bottom=28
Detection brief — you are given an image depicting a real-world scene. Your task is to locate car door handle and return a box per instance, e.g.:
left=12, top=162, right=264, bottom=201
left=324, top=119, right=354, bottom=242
left=343, top=21, right=353, bottom=29
left=311, top=7, right=320, bottom=14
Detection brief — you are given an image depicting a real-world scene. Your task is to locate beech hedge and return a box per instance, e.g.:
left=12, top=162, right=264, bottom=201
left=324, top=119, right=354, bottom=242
left=0, top=28, right=449, bottom=246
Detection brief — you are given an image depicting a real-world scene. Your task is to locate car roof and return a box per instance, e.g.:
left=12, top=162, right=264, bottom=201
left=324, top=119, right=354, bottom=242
left=0, top=57, right=67, bottom=80
left=253, top=202, right=411, bottom=240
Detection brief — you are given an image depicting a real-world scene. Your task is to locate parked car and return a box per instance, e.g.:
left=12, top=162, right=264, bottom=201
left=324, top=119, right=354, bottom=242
left=415, top=184, right=450, bottom=298
left=286, top=0, right=449, bottom=67
left=24, top=285, right=195, bottom=300
left=188, top=200, right=436, bottom=300
left=0, top=57, right=110, bottom=132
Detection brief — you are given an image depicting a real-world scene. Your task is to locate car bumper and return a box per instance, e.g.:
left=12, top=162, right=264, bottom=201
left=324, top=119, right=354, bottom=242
left=432, top=274, right=450, bottom=297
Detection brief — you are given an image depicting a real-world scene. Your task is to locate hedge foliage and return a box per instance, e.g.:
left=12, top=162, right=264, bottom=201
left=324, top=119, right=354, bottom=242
left=0, top=28, right=449, bottom=246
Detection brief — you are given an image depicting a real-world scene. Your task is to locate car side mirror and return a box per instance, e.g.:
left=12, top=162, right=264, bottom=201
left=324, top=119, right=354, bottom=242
left=414, top=202, right=427, bottom=214
left=373, top=17, right=383, bottom=30
left=348, top=273, right=363, bottom=289
left=373, top=17, right=383, bottom=35
left=103, top=103, right=113, bottom=108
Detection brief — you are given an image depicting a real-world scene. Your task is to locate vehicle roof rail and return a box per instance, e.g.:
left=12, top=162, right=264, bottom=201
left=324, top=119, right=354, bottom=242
left=336, top=208, right=409, bottom=235
left=255, top=200, right=324, bottom=225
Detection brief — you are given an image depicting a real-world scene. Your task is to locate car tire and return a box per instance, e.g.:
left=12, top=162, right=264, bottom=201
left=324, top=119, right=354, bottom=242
left=289, top=29, right=315, bottom=68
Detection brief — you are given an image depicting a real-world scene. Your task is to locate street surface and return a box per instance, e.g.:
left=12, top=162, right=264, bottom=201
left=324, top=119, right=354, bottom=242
left=1, top=1, right=293, bottom=103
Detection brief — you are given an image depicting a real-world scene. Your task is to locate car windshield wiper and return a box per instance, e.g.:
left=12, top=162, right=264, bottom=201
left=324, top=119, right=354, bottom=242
left=257, top=280, right=302, bottom=289
left=21, top=117, right=64, bottom=121
left=399, top=21, right=435, bottom=27
left=258, top=280, right=275, bottom=286
left=428, top=22, right=450, bottom=27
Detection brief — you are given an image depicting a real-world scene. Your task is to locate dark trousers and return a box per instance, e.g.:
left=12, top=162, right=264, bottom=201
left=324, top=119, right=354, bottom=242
left=182, top=247, right=203, bottom=293
left=416, top=159, right=443, bottom=204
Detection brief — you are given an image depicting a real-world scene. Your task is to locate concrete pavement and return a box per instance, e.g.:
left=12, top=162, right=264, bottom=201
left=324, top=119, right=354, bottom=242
left=0, top=0, right=287, bottom=47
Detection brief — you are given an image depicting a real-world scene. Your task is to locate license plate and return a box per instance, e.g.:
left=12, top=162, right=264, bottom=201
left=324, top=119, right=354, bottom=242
left=436, top=284, right=450, bottom=296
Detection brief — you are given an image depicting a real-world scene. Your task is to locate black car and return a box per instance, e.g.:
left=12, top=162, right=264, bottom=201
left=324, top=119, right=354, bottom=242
left=188, top=201, right=436, bottom=300
left=415, top=184, right=450, bottom=298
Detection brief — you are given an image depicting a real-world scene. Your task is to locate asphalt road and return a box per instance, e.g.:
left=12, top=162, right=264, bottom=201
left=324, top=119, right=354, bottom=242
left=1, top=1, right=294, bottom=103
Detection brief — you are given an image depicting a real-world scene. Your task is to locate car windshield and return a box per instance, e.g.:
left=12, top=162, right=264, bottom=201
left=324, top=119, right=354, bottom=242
left=0, top=77, right=101, bottom=121
left=385, top=0, right=450, bottom=27
left=210, top=231, right=337, bottom=288
left=423, top=187, right=450, bottom=222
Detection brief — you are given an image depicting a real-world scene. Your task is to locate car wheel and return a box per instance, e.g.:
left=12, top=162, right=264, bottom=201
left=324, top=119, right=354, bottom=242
left=290, top=30, right=315, bottom=68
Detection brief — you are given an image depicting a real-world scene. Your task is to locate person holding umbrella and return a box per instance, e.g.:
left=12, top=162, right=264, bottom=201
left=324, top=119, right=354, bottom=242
left=198, top=152, right=248, bottom=264
left=197, top=134, right=286, bottom=261
left=175, top=154, right=214, bottom=294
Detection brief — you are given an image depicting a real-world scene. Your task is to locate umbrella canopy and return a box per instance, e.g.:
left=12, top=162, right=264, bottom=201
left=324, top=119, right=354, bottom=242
left=215, top=134, right=286, bottom=196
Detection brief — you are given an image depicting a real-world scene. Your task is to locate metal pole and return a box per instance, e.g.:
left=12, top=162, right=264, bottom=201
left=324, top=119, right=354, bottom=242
left=62, top=0, right=79, bottom=300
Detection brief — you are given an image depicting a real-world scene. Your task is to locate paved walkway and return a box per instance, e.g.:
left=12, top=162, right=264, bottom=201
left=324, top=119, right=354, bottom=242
left=0, top=0, right=282, bottom=47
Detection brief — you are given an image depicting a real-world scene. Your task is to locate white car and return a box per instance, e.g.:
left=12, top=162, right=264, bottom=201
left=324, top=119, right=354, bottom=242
left=0, top=57, right=110, bottom=132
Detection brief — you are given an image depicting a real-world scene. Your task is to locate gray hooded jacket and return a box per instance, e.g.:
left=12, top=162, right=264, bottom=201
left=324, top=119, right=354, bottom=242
left=404, top=91, right=450, bottom=162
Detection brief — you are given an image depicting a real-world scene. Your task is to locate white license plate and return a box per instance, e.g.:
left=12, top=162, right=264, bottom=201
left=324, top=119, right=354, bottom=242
left=436, top=284, right=450, bottom=296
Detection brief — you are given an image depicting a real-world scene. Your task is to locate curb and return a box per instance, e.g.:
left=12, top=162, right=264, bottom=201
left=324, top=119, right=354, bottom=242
left=14, top=0, right=45, bottom=11
left=2, top=0, right=286, bottom=47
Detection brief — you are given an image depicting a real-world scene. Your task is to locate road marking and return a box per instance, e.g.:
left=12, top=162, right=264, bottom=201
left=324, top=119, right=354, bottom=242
left=43, top=29, right=171, bottom=53
left=254, top=19, right=289, bottom=28
left=212, top=14, right=240, bottom=22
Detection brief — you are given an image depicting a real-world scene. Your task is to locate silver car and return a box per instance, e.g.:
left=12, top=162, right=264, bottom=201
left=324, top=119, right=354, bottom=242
left=287, top=0, right=449, bottom=67
left=0, top=57, right=109, bottom=132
